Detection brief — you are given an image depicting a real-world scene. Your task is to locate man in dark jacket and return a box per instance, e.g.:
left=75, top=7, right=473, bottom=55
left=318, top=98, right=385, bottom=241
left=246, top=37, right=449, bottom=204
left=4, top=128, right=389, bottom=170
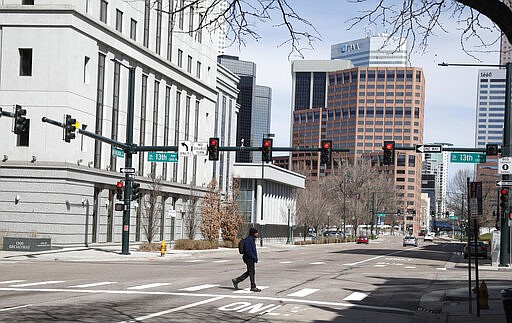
left=232, top=227, right=260, bottom=292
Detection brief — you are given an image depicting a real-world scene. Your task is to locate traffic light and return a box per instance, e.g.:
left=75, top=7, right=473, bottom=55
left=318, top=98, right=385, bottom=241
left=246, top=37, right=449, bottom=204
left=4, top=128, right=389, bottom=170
left=262, top=138, right=273, bottom=162
left=320, top=140, right=332, bottom=165
left=208, top=137, right=219, bottom=161
left=13, top=105, right=28, bottom=135
left=500, top=188, right=509, bottom=211
left=132, top=182, right=141, bottom=201
left=64, top=114, right=77, bottom=143
left=116, top=181, right=123, bottom=201
left=486, top=144, right=498, bottom=156
left=383, top=141, right=395, bottom=166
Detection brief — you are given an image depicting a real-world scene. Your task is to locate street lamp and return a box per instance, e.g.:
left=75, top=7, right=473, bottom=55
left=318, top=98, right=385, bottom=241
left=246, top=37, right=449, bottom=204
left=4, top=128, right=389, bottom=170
left=440, top=62, right=511, bottom=267
left=260, top=133, right=275, bottom=247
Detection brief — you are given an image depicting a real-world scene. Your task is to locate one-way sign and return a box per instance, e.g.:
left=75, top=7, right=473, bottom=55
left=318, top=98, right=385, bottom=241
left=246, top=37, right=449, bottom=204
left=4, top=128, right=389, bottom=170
left=416, top=144, right=442, bottom=153
left=496, top=180, right=512, bottom=187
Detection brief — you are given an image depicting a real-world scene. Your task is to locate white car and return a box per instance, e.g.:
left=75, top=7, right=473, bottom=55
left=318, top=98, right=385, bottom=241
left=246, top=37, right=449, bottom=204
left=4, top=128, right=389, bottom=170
left=424, top=233, right=434, bottom=242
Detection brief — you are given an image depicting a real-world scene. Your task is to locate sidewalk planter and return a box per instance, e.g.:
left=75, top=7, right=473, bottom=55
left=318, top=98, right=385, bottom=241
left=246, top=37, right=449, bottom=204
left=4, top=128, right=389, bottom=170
left=2, top=237, right=51, bottom=252
left=501, top=288, right=512, bottom=323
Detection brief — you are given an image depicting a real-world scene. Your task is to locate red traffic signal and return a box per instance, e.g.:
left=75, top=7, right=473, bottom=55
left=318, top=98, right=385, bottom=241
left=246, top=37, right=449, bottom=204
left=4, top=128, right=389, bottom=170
left=383, top=141, right=395, bottom=166
left=502, top=189, right=508, bottom=196
left=262, top=138, right=273, bottom=162
left=208, top=137, right=219, bottom=161
left=320, top=140, right=332, bottom=164
left=501, top=188, right=509, bottom=211
left=116, top=181, right=123, bottom=201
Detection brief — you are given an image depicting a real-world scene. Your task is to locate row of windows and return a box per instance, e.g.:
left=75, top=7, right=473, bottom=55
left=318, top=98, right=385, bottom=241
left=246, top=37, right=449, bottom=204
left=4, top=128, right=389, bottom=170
left=328, top=70, right=422, bottom=85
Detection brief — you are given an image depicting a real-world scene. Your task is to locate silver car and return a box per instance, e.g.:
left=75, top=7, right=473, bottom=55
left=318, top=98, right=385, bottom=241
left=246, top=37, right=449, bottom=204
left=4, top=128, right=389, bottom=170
left=403, top=236, right=418, bottom=247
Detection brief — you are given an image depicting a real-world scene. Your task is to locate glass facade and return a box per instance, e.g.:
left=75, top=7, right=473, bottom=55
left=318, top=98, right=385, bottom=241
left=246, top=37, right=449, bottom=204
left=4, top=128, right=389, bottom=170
left=294, top=72, right=311, bottom=111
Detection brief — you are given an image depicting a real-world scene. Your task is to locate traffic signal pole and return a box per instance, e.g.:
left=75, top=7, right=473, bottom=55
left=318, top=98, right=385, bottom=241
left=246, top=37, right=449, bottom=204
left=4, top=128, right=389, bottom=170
left=500, top=62, right=512, bottom=267
left=121, top=67, right=135, bottom=255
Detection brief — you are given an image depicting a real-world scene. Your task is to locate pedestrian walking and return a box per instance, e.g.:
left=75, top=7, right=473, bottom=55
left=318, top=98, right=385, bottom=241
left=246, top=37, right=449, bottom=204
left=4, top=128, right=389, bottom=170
left=232, top=227, right=261, bottom=292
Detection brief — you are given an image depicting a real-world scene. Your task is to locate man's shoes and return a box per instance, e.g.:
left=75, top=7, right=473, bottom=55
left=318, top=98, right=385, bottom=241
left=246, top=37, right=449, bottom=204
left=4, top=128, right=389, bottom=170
left=232, top=279, right=239, bottom=290
left=250, top=287, right=261, bottom=292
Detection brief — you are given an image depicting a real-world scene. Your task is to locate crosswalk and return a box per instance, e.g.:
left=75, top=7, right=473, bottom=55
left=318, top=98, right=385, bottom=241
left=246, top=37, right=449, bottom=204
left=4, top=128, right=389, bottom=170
left=0, top=279, right=370, bottom=302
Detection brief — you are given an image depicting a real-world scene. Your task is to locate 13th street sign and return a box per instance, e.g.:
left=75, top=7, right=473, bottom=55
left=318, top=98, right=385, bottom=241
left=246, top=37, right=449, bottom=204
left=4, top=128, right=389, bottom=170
left=416, top=144, right=442, bottom=153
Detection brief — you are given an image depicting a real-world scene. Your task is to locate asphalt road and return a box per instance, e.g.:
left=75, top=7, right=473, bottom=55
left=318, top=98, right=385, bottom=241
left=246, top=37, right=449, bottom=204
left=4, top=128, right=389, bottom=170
left=0, top=236, right=476, bottom=322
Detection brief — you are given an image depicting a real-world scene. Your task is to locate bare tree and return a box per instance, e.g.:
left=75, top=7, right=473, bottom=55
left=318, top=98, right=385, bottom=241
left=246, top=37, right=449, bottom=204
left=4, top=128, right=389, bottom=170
left=220, top=177, right=243, bottom=245
left=184, top=186, right=201, bottom=240
left=142, top=172, right=163, bottom=243
left=295, top=180, right=330, bottom=239
left=200, top=178, right=222, bottom=241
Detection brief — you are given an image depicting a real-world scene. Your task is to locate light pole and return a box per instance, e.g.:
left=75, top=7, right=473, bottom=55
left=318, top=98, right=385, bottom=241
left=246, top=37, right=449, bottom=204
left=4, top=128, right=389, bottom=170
left=440, top=62, right=511, bottom=266
left=260, top=133, right=274, bottom=247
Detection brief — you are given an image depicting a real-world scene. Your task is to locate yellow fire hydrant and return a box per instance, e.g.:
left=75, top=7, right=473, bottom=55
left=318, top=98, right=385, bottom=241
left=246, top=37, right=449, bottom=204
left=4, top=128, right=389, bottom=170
left=479, top=280, right=489, bottom=309
left=160, top=240, right=167, bottom=257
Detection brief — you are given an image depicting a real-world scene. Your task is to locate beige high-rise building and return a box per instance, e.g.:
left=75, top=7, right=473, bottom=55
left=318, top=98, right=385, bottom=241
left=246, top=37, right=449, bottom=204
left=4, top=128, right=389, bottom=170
left=290, top=60, right=425, bottom=234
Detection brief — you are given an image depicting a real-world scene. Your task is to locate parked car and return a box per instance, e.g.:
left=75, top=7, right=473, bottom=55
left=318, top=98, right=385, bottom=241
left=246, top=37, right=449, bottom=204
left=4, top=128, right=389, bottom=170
left=356, top=235, right=369, bottom=244
left=324, top=230, right=340, bottom=238
left=463, top=241, right=488, bottom=259
left=424, top=233, right=434, bottom=242
left=403, top=236, right=418, bottom=247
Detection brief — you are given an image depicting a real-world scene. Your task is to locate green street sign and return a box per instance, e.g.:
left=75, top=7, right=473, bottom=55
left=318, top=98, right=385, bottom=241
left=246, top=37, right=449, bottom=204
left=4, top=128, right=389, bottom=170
left=449, top=215, right=458, bottom=220
left=450, top=153, right=486, bottom=164
left=112, top=147, right=124, bottom=158
left=148, top=152, right=178, bottom=163
left=377, top=213, right=386, bottom=217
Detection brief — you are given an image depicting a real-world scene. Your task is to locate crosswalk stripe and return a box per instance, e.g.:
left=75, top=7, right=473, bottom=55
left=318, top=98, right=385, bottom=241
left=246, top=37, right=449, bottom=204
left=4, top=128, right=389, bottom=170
left=287, top=288, right=320, bottom=297
left=185, top=260, right=203, bottom=263
left=212, top=260, right=230, bottom=263
left=233, top=286, right=269, bottom=294
left=310, top=262, right=325, bottom=265
left=343, top=291, right=369, bottom=301
left=179, top=284, right=219, bottom=291
left=11, top=281, right=65, bottom=287
left=69, top=282, right=117, bottom=288
left=279, top=261, right=293, bottom=264
left=0, top=280, right=26, bottom=285
left=127, top=283, right=170, bottom=290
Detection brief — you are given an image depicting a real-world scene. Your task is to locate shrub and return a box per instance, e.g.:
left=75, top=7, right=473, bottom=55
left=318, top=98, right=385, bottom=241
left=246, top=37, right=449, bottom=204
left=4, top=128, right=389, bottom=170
left=222, top=238, right=241, bottom=248
left=138, top=242, right=161, bottom=252
left=479, top=233, right=492, bottom=241
left=174, top=239, right=219, bottom=250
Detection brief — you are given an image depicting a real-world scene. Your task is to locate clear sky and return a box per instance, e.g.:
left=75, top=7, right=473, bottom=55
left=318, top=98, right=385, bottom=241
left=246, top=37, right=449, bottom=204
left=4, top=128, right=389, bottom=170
left=224, top=1, right=502, bottom=178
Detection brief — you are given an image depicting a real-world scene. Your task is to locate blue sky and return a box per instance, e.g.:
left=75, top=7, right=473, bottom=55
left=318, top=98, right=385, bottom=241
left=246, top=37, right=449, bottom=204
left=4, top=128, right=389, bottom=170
left=224, top=1, right=502, bottom=178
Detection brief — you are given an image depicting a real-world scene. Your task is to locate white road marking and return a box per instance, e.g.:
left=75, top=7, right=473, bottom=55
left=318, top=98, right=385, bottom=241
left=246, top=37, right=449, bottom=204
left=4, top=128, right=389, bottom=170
left=343, top=292, right=369, bottom=301
left=179, top=284, right=219, bottom=292
left=127, top=283, right=171, bottom=290
left=310, top=262, right=325, bottom=265
left=10, top=281, right=65, bottom=287
left=437, top=267, right=447, bottom=271
left=119, top=296, right=224, bottom=322
left=286, top=288, right=320, bottom=298
left=185, top=260, right=203, bottom=263
left=343, top=248, right=417, bottom=266
left=405, top=266, right=416, bottom=269
left=374, top=264, right=386, bottom=267
left=212, top=260, right=230, bottom=263
left=0, top=287, right=415, bottom=315
left=233, top=286, right=269, bottom=294
left=279, top=261, right=293, bottom=264
left=69, top=282, right=117, bottom=288
left=0, top=304, right=32, bottom=312
left=0, top=280, right=26, bottom=285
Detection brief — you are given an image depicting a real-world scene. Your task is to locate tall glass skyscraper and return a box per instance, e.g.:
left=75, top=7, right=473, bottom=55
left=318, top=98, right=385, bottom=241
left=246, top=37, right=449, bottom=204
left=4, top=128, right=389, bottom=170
left=475, top=69, right=505, bottom=148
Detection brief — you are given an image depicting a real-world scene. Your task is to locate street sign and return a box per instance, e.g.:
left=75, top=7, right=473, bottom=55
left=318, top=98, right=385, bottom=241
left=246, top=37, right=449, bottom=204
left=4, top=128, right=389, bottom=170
left=377, top=213, right=386, bottom=217
left=416, top=144, right=442, bottom=153
left=499, top=157, right=512, bottom=174
left=496, top=180, right=512, bottom=187
left=120, top=167, right=136, bottom=174
left=450, top=153, right=486, bottom=164
left=449, top=215, right=458, bottom=220
left=112, top=147, right=124, bottom=158
left=179, top=141, right=192, bottom=157
left=147, top=152, right=178, bottom=162
left=192, top=142, right=208, bottom=156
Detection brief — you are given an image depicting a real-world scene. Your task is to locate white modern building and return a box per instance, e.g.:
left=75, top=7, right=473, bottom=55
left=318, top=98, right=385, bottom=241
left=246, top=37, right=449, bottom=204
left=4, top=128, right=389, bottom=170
left=475, top=69, right=506, bottom=148
left=233, top=163, right=305, bottom=242
left=0, top=0, right=239, bottom=246
left=331, top=34, right=407, bottom=67
left=422, top=143, right=451, bottom=216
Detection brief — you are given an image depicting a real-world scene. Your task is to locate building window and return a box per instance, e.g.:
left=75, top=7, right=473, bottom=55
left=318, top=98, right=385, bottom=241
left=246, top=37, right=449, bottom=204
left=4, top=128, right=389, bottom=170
left=178, top=0, right=184, bottom=30
left=115, top=9, right=123, bottom=32
left=196, top=61, right=201, bottom=78
left=187, top=55, right=192, bottom=73
left=197, top=13, right=203, bottom=43
left=130, top=18, right=137, bottom=41
left=83, top=56, right=90, bottom=84
left=22, top=0, right=34, bottom=4
left=16, top=119, right=30, bottom=147
left=173, top=91, right=181, bottom=181
left=155, top=0, right=162, bottom=54
left=110, top=62, right=121, bottom=171
left=94, top=53, right=106, bottom=169
left=139, top=75, right=148, bottom=176
left=143, top=0, right=150, bottom=48
left=189, top=5, right=194, bottom=36
left=167, top=1, right=174, bottom=61
left=163, top=86, right=171, bottom=180
left=177, top=49, right=183, bottom=67
left=151, top=80, right=160, bottom=174
left=100, top=0, right=108, bottom=23
left=19, top=48, right=32, bottom=76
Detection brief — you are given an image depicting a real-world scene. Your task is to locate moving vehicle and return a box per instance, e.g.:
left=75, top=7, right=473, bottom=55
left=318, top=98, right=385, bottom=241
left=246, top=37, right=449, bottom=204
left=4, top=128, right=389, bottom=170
left=424, top=233, right=434, bottom=242
left=463, top=241, right=488, bottom=259
left=356, top=235, right=369, bottom=244
left=403, top=236, right=418, bottom=247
